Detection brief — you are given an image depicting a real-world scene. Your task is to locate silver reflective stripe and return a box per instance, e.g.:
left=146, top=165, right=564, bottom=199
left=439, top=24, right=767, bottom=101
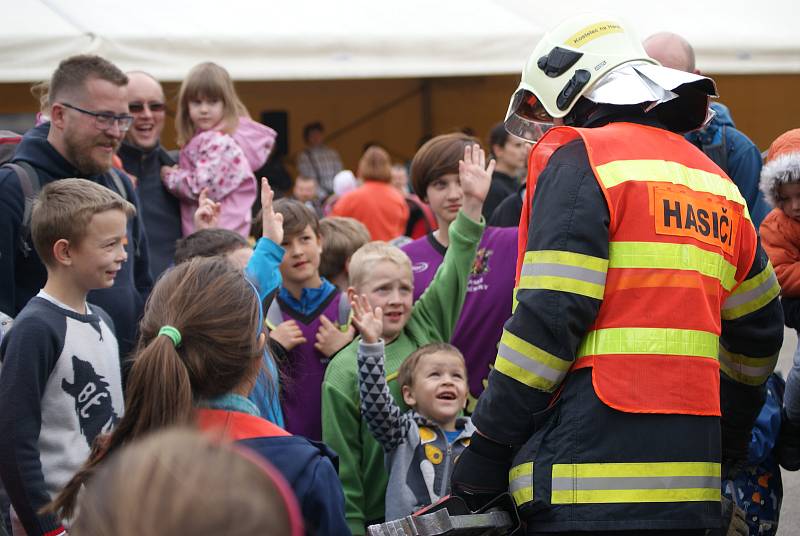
left=719, top=356, right=774, bottom=380
left=722, top=270, right=779, bottom=310
left=551, top=475, right=721, bottom=491
left=520, top=263, right=607, bottom=286
left=510, top=473, right=533, bottom=495
left=497, top=342, right=567, bottom=385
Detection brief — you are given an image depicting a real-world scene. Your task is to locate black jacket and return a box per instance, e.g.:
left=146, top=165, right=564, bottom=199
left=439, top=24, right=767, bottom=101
left=118, top=140, right=180, bottom=279
left=0, top=123, right=152, bottom=360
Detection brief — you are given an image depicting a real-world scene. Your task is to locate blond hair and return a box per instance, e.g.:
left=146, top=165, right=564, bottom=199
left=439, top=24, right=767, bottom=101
left=68, top=428, right=301, bottom=536
left=31, top=178, right=135, bottom=267
left=319, top=217, right=371, bottom=281
left=348, top=241, right=412, bottom=291
left=175, top=62, right=249, bottom=145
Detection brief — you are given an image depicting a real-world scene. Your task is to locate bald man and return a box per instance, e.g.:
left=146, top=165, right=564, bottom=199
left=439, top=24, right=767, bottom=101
left=645, top=32, right=771, bottom=227
left=118, top=72, right=181, bottom=277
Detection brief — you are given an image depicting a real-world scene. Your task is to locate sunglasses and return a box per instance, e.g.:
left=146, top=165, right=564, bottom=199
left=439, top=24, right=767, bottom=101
left=128, top=101, right=166, bottom=114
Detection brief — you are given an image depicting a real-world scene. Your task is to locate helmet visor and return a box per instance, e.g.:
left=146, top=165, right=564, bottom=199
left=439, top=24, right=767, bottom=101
left=504, top=89, right=553, bottom=142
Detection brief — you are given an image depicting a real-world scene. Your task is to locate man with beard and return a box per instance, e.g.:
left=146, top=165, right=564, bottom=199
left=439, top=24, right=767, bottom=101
left=118, top=71, right=181, bottom=278
left=0, top=54, right=152, bottom=363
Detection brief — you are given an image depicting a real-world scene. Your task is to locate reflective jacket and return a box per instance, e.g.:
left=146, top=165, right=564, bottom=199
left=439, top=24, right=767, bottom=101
left=471, top=119, right=784, bottom=533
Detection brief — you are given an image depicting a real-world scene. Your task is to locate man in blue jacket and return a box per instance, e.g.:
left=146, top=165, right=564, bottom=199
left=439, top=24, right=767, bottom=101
left=645, top=32, right=771, bottom=227
left=0, top=55, right=152, bottom=362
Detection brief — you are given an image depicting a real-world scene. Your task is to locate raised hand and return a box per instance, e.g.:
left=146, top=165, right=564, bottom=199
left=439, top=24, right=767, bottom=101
left=270, top=319, right=306, bottom=351
left=459, top=143, right=495, bottom=222
left=260, top=177, right=284, bottom=244
left=314, top=316, right=355, bottom=358
left=350, top=294, right=383, bottom=345
left=193, top=188, right=220, bottom=230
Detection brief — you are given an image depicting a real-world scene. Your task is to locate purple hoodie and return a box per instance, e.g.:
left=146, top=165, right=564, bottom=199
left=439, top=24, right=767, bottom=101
left=402, top=226, right=518, bottom=399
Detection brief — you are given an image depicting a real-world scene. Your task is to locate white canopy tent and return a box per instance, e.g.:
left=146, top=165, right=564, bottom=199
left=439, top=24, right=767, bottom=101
left=0, top=0, right=798, bottom=83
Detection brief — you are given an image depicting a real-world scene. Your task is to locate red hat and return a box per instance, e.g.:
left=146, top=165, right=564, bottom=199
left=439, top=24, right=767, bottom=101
left=760, top=129, right=800, bottom=207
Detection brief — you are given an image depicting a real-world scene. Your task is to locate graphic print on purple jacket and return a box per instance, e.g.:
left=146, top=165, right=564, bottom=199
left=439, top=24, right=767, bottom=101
left=268, top=290, right=347, bottom=441
left=402, top=226, right=517, bottom=399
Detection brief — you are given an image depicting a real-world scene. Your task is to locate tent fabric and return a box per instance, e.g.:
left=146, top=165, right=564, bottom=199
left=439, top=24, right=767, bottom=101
left=1, top=0, right=798, bottom=82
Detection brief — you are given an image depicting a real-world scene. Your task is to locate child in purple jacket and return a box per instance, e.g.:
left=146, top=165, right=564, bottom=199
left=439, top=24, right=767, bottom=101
left=402, top=133, right=518, bottom=404
left=267, top=199, right=355, bottom=440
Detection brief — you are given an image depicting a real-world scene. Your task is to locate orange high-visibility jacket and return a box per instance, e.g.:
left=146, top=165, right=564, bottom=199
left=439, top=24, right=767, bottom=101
left=516, top=122, right=759, bottom=416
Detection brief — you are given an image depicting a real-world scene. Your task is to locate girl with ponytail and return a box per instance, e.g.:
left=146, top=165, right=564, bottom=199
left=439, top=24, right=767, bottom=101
left=48, top=257, right=347, bottom=535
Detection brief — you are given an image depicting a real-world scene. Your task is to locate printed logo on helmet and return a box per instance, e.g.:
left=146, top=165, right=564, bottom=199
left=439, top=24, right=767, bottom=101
left=565, top=22, right=623, bottom=48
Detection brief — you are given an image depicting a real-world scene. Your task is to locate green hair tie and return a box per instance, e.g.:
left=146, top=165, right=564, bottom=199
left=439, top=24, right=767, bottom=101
left=158, top=325, right=182, bottom=348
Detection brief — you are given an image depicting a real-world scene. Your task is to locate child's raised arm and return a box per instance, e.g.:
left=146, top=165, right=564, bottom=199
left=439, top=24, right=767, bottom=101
left=352, top=295, right=412, bottom=453
left=459, top=143, right=494, bottom=223
left=245, top=178, right=285, bottom=305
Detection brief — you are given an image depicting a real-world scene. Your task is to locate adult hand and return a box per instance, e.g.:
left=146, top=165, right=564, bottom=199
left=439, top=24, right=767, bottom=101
left=315, top=316, right=355, bottom=358
left=193, top=188, right=220, bottom=230
left=350, top=294, right=383, bottom=344
left=459, top=143, right=495, bottom=223
left=260, top=177, right=284, bottom=244
left=270, top=320, right=306, bottom=351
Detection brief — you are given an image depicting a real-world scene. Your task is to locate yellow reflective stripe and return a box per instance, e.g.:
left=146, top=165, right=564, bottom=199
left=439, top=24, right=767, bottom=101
left=578, top=327, right=719, bottom=359
left=552, top=488, right=720, bottom=504
left=509, top=462, right=534, bottom=506
left=722, top=263, right=780, bottom=320
left=595, top=159, right=750, bottom=221
left=609, top=242, right=738, bottom=291
left=719, top=347, right=779, bottom=386
left=551, top=462, right=720, bottom=504
left=519, top=251, right=607, bottom=299
left=512, top=287, right=519, bottom=313
left=495, top=329, right=571, bottom=391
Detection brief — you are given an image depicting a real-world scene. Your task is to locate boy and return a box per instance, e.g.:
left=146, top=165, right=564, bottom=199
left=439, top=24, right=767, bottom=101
left=322, top=143, right=491, bottom=534
left=319, top=217, right=371, bottom=291
left=351, top=294, right=474, bottom=522
left=0, top=179, right=130, bottom=536
left=269, top=199, right=355, bottom=440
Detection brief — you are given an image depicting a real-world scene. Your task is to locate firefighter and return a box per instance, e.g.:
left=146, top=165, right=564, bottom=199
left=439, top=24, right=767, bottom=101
left=450, top=13, right=784, bottom=535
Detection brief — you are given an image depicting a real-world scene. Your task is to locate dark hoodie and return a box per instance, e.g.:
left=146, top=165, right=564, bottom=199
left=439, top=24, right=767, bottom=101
left=0, top=122, right=152, bottom=361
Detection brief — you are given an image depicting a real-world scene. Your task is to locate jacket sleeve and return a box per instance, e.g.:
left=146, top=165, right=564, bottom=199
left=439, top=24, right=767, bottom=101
left=0, top=316, right=66, bottom=536
left=719, top=242, right=783, bottom=435
left=321, top=363, right=369, bottom=535
left=725, top=128, right=764, bottom=219
left=163, top=134, right=252, bottom=201
left=245, top=237, right=285, bottom=306
left=124, top=177, right=154, bottom=301
left=0, top=169, right=24, bottom=316
left=298, top=450, right=350, bottom=536
left=358, top=340, right=413, bottom=453
left=759, top=214, right=800, bottom=296
left=471, top=141, right=609, bottom=445
left=406, top=210, right=484, bottom=343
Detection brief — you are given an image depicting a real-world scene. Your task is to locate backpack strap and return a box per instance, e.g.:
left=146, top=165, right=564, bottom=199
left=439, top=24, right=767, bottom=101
left=4, top=162, right=39, bottom=258
left=337, top=291, right=352, bottom=330
left=107, top=168, right=129, bottom=201
left=265, top=299, right=284, bottom=330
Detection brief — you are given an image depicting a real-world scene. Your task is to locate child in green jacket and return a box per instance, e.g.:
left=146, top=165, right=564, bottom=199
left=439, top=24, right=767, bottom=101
left=321, top=143, right=493, bottom=534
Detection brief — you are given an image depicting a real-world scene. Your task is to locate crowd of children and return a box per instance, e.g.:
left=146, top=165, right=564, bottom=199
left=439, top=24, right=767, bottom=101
left=1, top=56, right=800, bottom=536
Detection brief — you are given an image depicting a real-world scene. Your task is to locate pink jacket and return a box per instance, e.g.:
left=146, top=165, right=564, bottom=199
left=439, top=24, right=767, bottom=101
left=163, top=118, right=276, bottom=238
left=233, top=117, right=277, bottom=172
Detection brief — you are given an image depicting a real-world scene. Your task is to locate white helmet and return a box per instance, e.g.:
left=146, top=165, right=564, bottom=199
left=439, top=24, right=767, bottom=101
left=505, top=13, right=716, bottom=140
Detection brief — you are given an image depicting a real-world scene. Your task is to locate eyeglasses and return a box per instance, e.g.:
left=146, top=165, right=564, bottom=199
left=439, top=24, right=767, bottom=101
left=60, top=102, right=134, bottom=132
left=128, top=101, right=166, bottom=114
